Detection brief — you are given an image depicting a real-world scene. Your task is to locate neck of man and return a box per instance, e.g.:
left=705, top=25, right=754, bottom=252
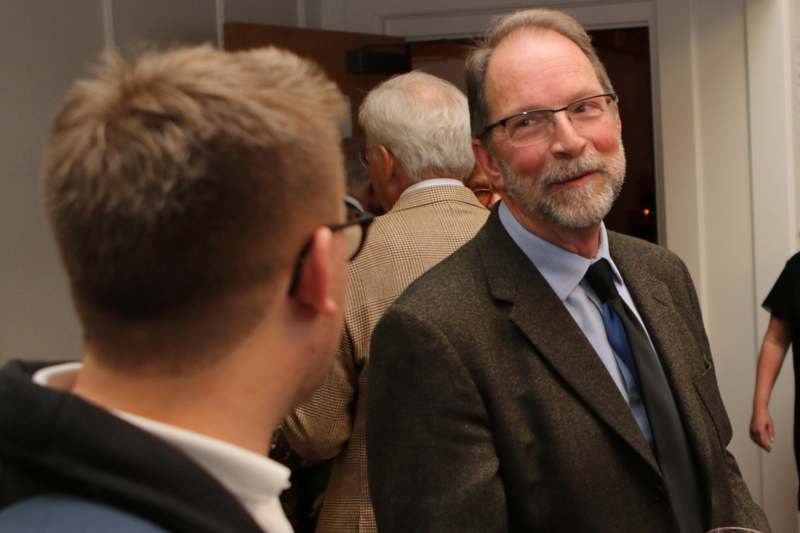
left=504, top=196, right=602, bottom=259
left=71, top=319, right=294, bottom=455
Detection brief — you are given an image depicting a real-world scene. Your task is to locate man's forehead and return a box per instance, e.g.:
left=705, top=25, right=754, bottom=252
left=484, top=28, right=600, bottom=115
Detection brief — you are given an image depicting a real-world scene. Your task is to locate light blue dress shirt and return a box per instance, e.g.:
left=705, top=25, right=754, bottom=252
left=498, top=202, right=654, bottom=444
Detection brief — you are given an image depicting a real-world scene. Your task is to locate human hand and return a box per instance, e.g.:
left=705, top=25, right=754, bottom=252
left=749, top=408, right=774, bottom=451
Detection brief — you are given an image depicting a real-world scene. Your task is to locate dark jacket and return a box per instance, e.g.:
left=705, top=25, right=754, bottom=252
left=0, top=360, right=264, bottom=533
left=367, top=211, right=771, bottom=533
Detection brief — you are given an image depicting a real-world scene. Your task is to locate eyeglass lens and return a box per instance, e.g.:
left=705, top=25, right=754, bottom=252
left=358, top=149, right=369, bottom=168
left=505, top=94, right=615, bottom=147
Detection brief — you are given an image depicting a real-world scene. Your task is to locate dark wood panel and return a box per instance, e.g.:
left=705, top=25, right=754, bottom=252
left=224, top=23, right=406, bottom=137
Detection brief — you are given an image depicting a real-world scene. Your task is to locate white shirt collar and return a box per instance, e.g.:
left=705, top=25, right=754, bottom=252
left=33, top=362, right=292, bottom=533
left=399, top=178, right=464, bottom=199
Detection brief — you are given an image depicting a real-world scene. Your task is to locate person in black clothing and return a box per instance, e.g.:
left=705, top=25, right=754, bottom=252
left=0, top=44, right=368, bottom=531
left=751, top=252, right=800, bottom=508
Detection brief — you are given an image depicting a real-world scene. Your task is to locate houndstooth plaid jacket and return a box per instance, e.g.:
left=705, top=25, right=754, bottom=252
left=284, top=183, right=489, bottom=533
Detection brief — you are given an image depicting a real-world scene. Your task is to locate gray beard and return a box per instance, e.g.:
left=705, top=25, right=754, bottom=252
left=500, top=144, right=626, bottom=229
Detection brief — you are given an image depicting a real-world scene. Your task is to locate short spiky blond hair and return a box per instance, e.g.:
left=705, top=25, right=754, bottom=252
left=45, top=45, right=346, bottom=325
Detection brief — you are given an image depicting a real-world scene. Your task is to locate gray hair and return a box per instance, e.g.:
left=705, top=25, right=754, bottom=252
left=466, top=8, right=614, bottom=139
left=359, top=71, right=474, bottom=181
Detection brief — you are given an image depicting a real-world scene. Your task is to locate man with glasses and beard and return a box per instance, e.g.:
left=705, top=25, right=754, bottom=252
left=366, top=8, right=769, bottom=533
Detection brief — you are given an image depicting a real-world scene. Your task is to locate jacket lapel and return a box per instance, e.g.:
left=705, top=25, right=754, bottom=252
left=476, top=214, right=659, bottom=473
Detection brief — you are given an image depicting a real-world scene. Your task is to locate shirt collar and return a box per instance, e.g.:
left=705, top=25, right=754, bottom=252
left=399, top=178, right=463, bottom=199
left=498, top=201, right=623, bottom=300
left=32, top=363, right=290, bottom=513
left=114, top=412, right=290, bottom=503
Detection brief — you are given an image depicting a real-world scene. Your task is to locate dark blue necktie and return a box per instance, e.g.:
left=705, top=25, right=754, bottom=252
left=597, top=301, right=639, bottom=388
left=585, top=259, right=705, bottom=533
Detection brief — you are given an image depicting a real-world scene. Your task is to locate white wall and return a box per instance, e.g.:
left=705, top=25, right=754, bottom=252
left=111, top=0, right=218, bottom=49
left=793, top=0, right=800, bottom=248
left=689, top=0, right=759, bottom=500
left=0, top=1, right=105, bottom=363
left=745, top=0, right=797, bottom=529
left=226, top=0, right=299, bottom=27
left=108, top=0, right=300, bottom=51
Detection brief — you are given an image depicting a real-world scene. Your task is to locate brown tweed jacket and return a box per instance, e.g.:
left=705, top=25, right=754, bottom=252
left=367, top=209, right=770, bottom=533
left=284, top=184, right=489, bottom=533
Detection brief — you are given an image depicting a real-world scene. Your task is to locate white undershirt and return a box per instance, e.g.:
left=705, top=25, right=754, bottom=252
left=33, top=362, right=292, bottom=533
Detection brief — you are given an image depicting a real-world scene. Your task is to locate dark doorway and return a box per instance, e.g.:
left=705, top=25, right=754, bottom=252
left=409, top=26, right=658, bottom=244
left=590, top=28, right=657, bottom=243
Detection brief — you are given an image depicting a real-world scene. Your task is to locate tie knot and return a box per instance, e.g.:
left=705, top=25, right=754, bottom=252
left=585, top=259, right=619, bottom=303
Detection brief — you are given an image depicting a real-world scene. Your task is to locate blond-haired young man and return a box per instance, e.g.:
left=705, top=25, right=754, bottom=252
left=0, top=45, right=370, bottom=532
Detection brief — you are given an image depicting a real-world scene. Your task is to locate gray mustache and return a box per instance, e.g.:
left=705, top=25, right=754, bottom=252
left=539, top=153, right=607, bottom=185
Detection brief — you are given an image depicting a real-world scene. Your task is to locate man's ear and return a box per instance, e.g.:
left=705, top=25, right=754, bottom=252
left=376, top=144, right=395, bottom=184
left=372, top=144, right=402, bottom=210
left=473, top=139, right=506, bottom=194
left=292, top=227, right=339, bottom=316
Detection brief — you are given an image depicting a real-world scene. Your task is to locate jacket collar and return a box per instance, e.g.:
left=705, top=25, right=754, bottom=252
left=390, top=182, right=483, bottom=214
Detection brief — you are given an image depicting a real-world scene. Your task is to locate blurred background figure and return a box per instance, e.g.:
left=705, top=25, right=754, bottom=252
left=284, top=70, right=488, bottom=533
left=464, top=162, right=501, bottom=208
left=750, top=252, right=799, bottom=508
left=344, top=137, right=384, bottom=216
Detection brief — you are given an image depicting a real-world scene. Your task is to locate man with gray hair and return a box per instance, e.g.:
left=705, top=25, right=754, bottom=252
left=284, top=70, right=489, bottom=533
left=367, top=8, right=769, bottom=533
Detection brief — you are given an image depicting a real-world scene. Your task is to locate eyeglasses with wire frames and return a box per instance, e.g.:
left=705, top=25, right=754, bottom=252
left=345, top=195, right=366, bottom=219
left=482, top=93, right=618, bottom=148
left=288, top=196, right=374, bottom=295
left=358, top=147, right=370, bottom=169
